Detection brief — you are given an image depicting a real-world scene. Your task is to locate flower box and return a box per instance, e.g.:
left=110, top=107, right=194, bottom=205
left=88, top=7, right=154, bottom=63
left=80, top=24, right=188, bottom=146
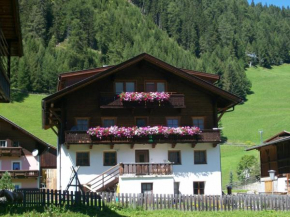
left=119, top=92, right=170, bottom=102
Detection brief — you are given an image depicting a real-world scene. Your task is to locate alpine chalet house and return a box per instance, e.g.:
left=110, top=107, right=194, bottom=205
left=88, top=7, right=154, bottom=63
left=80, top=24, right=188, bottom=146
left=0, top=0, right=23, bottom=102
left=42, top=53, right=242, bottom=195
left=0, top=116, right=56, bottom=189
left=247, top=131, right=290, bottom=194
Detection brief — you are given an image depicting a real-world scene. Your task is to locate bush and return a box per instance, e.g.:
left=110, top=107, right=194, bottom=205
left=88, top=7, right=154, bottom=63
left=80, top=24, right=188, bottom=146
left=0, top=172, right=14, bottom=190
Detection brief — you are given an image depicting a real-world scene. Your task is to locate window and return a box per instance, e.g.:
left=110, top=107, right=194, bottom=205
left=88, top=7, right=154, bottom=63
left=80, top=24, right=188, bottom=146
left=104, top=152, right=117, bottom=166
left=12, top=162, right=21, bottom=170
left=174, top=182, right=180, bottom=195
left=167, top=118, right=179, bottom=127
left=194, top=151, right=207, bottom=164
left=102, top=118, right=116, bottom=127
left=135, top=117, right=148, bottom=127
left=194, top=182, right=205, bottom=195
left=141, top=183, right=153, bottom=194
left=192, top=117, right=205, bottom=130
left=115, top=82, right=135, bottom=94
left=0, top=140, right=7, bottom=147
left=13, top=141, right=20, bottom=147
left=145, top=81, right=166, bottom=92
left=13, top=183, right=21, bottom=190
left=76, top=152, right=90, bottom=166
left=76, top=118, right=89, bottom=131
left=168, top=151, right=181, bottom=165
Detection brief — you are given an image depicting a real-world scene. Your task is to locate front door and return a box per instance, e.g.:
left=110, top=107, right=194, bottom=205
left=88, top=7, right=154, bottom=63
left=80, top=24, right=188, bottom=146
left=135, top=150, right=149, bottom=163
left=135, top=150, right=149, bottom=175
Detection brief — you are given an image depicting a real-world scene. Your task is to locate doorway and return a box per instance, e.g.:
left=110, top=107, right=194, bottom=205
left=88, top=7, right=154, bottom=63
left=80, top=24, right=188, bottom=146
left=135, top=150, right=149, bottom=163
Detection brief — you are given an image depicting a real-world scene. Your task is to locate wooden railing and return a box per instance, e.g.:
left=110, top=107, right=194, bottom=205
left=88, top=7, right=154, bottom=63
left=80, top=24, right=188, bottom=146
left=0, top=27, right=10, bottom=102
left=0, top=170, right=39, bottom=178
left=84, top=164, right=120, bottom=192
left=99, top=92, right=185, bottom=108
left=65, top=130, right=221, bottom=144
left=0, top=147, right=22, bottom=157
left=120, top=163, right=173, bottom=176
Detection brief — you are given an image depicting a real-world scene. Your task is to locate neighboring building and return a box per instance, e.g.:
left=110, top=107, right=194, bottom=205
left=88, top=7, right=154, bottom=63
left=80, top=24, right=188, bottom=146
left=0, top=0, right=23, bottom=102
left=247, top=131, right=290, bottom=194
left=0, top=115, right=56, bottom=189
left=42, top=53, right=242, bottom=195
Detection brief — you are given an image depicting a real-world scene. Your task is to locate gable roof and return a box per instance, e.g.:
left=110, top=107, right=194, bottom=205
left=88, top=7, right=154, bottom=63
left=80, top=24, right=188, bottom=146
left=264, top=131, right=290, bottom=143
left=57, top=65, right=220, bottom=91
left=0, top=115, right=55, bottom=153
left=246, top=136, right=290, bottom=151
left=42, top=53, right=242, bottom=129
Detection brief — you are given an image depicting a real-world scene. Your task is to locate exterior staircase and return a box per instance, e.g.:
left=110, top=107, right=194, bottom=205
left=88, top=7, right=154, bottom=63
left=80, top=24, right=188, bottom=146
left=83, top=164, right=120, bottom=192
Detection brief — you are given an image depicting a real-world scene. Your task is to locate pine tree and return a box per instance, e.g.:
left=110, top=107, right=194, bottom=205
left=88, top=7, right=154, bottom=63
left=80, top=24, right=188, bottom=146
left=0, top=172, right=14, bottom=190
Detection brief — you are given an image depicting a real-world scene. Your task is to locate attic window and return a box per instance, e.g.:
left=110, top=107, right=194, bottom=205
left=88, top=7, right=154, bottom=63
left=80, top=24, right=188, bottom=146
left=145, top=81, right=165, bottom=92
left=0, top=141, right=7, bottom=147
left=115, top=82, right=135, bottom=94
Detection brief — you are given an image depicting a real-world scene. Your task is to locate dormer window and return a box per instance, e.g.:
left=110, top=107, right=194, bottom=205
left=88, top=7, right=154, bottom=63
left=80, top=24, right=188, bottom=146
left=145, top=81, right=165, bottom=92
left=115, top=82, right=135, bottom=94
left=0, top=140, right=7, bottom=147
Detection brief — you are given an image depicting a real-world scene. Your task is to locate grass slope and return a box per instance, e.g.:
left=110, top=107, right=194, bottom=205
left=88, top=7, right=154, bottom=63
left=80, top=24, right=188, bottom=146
left=0, top=93, right=56, bottom=146
left=222, top=64, right=290, bottom=144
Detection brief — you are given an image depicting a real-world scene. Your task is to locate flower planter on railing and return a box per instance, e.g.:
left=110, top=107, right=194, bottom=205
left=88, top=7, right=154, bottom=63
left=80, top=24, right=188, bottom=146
left=99, top=92, right=185, bottom=108
left=87, top=126, right=201, bottom=140
left=119, top=92, right=170, bottom=102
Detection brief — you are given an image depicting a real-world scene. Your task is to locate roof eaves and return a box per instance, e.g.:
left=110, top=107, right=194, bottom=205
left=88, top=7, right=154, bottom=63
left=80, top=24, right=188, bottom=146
left=246, top=136, right=290, bottom=151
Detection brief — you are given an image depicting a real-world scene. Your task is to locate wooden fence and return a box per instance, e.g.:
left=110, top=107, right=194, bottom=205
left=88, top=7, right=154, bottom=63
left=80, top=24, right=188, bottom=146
left=11, top=190, right=290, bottom=211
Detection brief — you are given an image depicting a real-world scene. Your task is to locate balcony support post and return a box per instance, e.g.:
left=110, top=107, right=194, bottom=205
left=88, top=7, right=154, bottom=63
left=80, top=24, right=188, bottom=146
left=171, top=143, right=176, bottom=148
left=191, top=143, right=197, bottom=148
left=152, top=143, right=156, bottom=148
left=110, top=144, right=114, bottom=149
left=213, top=143, right=218, bottom=148
left=130, top=143, right=134, bottom=149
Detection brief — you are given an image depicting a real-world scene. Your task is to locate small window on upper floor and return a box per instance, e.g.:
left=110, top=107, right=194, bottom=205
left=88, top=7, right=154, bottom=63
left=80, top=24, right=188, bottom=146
left=102, top=118, right=116, bottom=127
left=145, top=81, right=166, bottom=92
left=136, top=117, right=148, bottom=127
left=76, top=152, right=90, bottom=166
left=0, top=140, right=7, bottom=147
left=194, top=150, right=207, bottom=164
left=12, top=162, right=21, bottom=170
left=192, top=117, right=205, bottom=130
left=13, top=142, right=20, bottom=147
left=76, top=118, right=89, bottom=131
left=166, top=118, right=179, bottom=128
left=115, top=82, right=135, bottom=94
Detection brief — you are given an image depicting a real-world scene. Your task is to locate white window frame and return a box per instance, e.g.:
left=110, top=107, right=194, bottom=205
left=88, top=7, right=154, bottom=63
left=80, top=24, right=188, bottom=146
left=0, top=140, right=7, bottom=147
left=11, top=161, right=22, bottom=170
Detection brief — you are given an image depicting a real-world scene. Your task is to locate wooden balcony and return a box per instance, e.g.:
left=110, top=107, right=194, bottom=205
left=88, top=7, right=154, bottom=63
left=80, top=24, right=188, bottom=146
left=0, top=147, right=22, bottom=157
left=65, top=130, right=221, bottom=145
left=100, top=92, right=185, bottom=109
left=120, top=163, right=173, bottom=176
left=0, top=170, right=39, bottom=178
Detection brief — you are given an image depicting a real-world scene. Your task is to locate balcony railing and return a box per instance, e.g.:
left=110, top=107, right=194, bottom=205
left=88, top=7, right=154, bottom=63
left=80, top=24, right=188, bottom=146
left=0, top=27, right=10, bottom=102
left=0, top=170, right=39, bottom=178
left=120, top=163, right=173, bottom=176
left=65, top=130, right=221, bottom=144
left=0, top=147, right=22, bottom=157
left=100, top=92, right=185, bottom=108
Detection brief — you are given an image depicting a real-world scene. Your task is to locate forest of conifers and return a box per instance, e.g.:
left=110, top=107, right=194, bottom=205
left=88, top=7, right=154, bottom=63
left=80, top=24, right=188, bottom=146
left=11, top=0, right=290, bottom=99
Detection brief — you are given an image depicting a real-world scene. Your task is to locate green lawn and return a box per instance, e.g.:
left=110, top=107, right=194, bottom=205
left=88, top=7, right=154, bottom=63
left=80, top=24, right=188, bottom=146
left=222, top=64, right=290, bottom=144
left=1, top=206, right=290, bottom=217
left=0, top=93, right=57, bottom=146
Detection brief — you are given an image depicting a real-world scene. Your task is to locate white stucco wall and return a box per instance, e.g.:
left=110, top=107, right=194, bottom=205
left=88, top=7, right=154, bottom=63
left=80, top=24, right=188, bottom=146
left=58, top=143, right=222, bottom=195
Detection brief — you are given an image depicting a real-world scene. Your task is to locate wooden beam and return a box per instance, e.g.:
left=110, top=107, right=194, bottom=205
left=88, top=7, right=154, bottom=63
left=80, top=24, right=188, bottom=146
left=51, top=126, right=58, bottom=136
left=110, top=144, right=114, bottom=149
left=171, top=143, right=176, bottom=148
left=217, top=111, right=225, bottom=123
left=152, top=143, right=156, bottom=148
left=49, top=108, right=62, bottom=123
left=89, top=145, right=93, bottom=149
left=192, top=143, right=197, bottom=148
left=130, top=143, right=134, bottom=149
left=213, top=143, right=218, bottom=148
left=66, top=144, right=70, bottom=149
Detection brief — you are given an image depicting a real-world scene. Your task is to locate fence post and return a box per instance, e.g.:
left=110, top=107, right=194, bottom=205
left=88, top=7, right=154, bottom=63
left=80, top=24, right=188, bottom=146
left=23, top=191, right=26, bottom=207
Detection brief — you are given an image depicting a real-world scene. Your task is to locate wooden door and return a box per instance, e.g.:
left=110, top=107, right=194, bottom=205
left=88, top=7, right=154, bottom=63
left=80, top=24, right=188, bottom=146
left=265, top=181, right=273, bottom=193
left=135, top=150, right=149, bottom=175
left=135, top=150, right=149, bottom=163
